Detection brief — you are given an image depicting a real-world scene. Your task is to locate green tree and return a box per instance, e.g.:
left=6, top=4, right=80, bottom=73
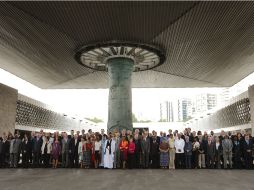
left=85, top=117, right=103, bottom=123
left=132, top=113, right=152, bottom=123
left=132, top=113, right=138, bottom=122
left=182, top=116, right=193, bottom=122
left=158, top=119, right=167, bottom=122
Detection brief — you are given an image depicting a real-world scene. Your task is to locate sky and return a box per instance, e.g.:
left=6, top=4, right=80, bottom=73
left=43, top=87, right=224, bottom=122
left=1, top=68, right=252, bottom=122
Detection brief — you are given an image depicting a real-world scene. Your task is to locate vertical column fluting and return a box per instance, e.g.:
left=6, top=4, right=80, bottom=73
left=107, top=57, right=134, bottom=132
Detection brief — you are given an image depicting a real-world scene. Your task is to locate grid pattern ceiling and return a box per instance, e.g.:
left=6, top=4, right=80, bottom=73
left=0, top=1, right=254, bottom=89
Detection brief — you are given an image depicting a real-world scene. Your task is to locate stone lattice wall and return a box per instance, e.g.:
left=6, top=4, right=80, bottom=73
left=16, top=95, right=88, bottom=132
left=188, top=96, right=251, bottom=132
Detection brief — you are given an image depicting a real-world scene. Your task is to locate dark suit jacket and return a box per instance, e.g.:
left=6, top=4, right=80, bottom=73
left=243, top=139, right=253, bottom=157
left=21, top=140, right=32, bottom=154
left=150, top=141, right=159, bottom=156
left=207, top=142, right=216, bottom=156
left=69, top=138, right=79, bottom=156
left=75, top=140, right=79, bottom=157
left=134, top=138, right=141, bottom=153
left=1, top=140, right=10, bottom=156
left=32, top=137, right=43, bottom=153
left=69, top=137, right=75, bottom=154
left=61, top=138, right=70, bottom=154
left=215, top=143, right=223, bottom=156
left=141, top=137, right=150, bottom=153
left=233, top=141, right=241, bottom=157
left=0, top=141, right=2, bottom=154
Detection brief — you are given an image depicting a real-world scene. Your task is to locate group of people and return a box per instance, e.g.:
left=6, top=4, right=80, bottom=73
left=0, top=128, right=253, bottom=169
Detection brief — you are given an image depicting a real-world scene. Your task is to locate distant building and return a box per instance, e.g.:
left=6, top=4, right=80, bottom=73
left=182, top=98, right=192, bottom=121
left=160, top=101, right=174, bottom=122
left=160, top=98, right=192, bottom=122
left=178, top=98, right=192, bottom=122
left=220, top=88, right=230, bottom=107
left=194, top=93, right=217, bottom=114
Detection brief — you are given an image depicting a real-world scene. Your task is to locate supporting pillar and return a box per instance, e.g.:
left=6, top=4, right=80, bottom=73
left=75, top=41, right=165, bottom=132
left=107, top=58, right=134, bottom=132
left=0, top=83, right=18, bottom=135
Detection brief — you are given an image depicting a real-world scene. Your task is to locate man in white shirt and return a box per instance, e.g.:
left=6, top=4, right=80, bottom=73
left=174, top=134, right=185, bottom=169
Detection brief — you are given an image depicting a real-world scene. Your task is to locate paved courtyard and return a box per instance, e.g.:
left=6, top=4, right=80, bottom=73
left=0, top=169, right=253, bottom=190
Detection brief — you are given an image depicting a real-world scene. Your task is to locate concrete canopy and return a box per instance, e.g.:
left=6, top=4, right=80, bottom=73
left=0, top=1, right=254, bottom=89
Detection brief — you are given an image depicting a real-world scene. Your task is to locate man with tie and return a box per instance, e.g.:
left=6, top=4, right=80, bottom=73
left=141, top=131, right=150, bottom=169
left=10, top=134, right=22, bottom=168
left=21, top=134, right=32, bottom=168
left=32, top=132, right=43, bottom=168
left=206, top=136, right=216, bottom=168
left=72, top=134, right=80, bottom=168
left=243, top=134, right=253, bottom=169
left=61, top=132, right=70, bottom=168
left=0, top=134, right=10, bottom=168
left=232, top=136, right=242, bottom=169
left=222, top=135, right=233, bottom=169
left=68, top=131, right=75, bottom=168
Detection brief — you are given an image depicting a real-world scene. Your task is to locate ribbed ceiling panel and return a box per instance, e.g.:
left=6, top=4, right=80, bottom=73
left=8, top=1, right=197, bottom=43
left=152, top=1, right=254, bottom=86
left=0, top=2, right=93, bottom=88
left=49, top=70, right=217, bottom=89
left=0, top=1, right=253, bottom=88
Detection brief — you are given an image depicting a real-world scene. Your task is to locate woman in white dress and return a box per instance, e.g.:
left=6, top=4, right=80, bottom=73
left=103, top=134, right=115, bottom=169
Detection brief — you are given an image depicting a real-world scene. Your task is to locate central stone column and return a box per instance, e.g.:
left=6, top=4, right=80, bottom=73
left=107, top=57, right=134, bottom=132
left=75, top=41, right=165, bottom=133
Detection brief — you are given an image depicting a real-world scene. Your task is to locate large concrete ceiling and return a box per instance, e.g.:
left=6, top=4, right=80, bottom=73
left=0, top=1, right=254, bottom=89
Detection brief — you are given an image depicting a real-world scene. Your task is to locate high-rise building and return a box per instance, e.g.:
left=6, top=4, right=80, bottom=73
left=160, top=101, right=174, bottom=122
left=160, top=98, right=192, bottom=122
left=178, top=98, right=192, bottom=121
left=183, top=98, right=192, bottom=121
left=177, top=100, right=183, bottom=121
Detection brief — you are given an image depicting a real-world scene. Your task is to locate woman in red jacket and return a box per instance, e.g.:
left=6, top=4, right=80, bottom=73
left=119, top=136, right=129, bottom=169
left=128, top=137, right=136, bottom=169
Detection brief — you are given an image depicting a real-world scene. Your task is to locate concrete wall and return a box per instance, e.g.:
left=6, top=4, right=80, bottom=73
left=248, top=85, right=254, bottom=136
left=16, top=94, right=95, bottom=133
left=0, top=83, right=18, bottom=135
left=187, top=91, right=251, bottom=133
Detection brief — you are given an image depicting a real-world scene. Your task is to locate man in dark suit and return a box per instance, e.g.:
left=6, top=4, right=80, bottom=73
left=69, top=134, right=79, bottom=168
left=61, top=132, right=70, bottom=168
left=21, top=134, right=32, bottom=168
left=1, top=135, right=10, bottom=168
left=206, top=136, right=216, bottom=168
left=150, top=137, right=159, bottom=168
left=10, top=135, right=22, bottom=168
left=232, top=136, right=242, bottom=169
left=32, top=133, right=43, bottom=168
left=68, top=132, right=75, bottom=168
left=0, top=137, right=2, bottom=168
left=243, top=134, right=253, bottom=169
left=73, top=134, right=80, bottom=168
left=141, top=131, right=150, bottom=169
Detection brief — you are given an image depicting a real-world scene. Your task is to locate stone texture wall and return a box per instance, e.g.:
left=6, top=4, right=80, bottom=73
left=107, top=58, right=133, bottom=132
left=248, top=85, right=254, bottom=136
left=0, top=83, right=18, bottom=135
